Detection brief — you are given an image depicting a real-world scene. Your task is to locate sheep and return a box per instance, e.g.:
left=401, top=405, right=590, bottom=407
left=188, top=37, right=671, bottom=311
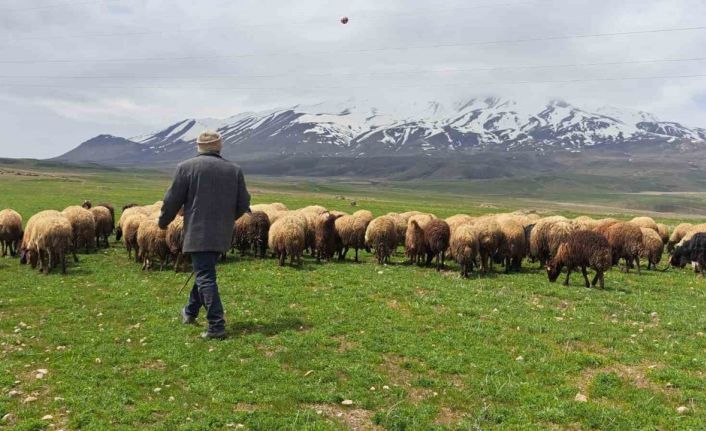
left=405, top=219, right=426, bottom=265
left=593, top=218, right=621, bottom=237
left=116, top=206, right=144, bottom=241
left=165, top=215, right=186, bottom=272
left=670, top=232, right=706, bottom=277
left=529, top=216, right=573, bottom=267
left=296, top=210, right=318, bottom=255
left=251, top=203, right=288, bottom=224
left=573, top=216, right=598, bottom=231
left=268, top=214, right=306, bottom=266
left=62, top=206, right=96, bottom=253
left=247, top=211, right=270, bottom=258
left=29, top=215, right=73, bottom=274
left=667, top=223, right=693, bottom=252
left=20, top=210, right=59, bottom=268
left=629, top=216, right=659, bottom=232
left=656, top=223, right=670, bottom=245
left=640, top=227, right=664, bottom=270
left=299, top=205, right=328, bottom=216
left=352, top=210, right=373, bottom=226
left=330, top=210, right=349, bottom=218
left=315, top=213, right=341, bottom=263
left=232, top=213, right=252, bottom=257
left=89, top=206, right=113, bottom=248
left=136, top=218, right=169, bottom=271
left=335, top=215, right=368, bottom=262
left=605, top=222, right=643, bottom=274
left=677, top=223, right=706, bottom=247
left=365, top=216, right=397, bottom=265
left=495, top=217, right=527, bottom=273
left=546, top=230, right=612, bottom=289
left=122, top=213, right=146, bottom=262
left=387, top=212, right=408, bottom=247
left=269, top=202, right=288, bottom=211
left=445, top=214, right=475, bottom=237
left=423, top=219, right=450, bottom=271
left=0, top=209, right=23, bottom=257
left=473, top=216, right=505, bottom=273
left=450, top=223, right=480, bottom=278
left=83, top=201, right=115, bottom=232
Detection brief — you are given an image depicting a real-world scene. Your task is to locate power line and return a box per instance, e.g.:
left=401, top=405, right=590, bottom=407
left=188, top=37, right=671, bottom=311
left=1, top=25, right=704, bottom=65
left=0, top=57, right=704, bottom=80
left=1, top=73, right=704, bottom=91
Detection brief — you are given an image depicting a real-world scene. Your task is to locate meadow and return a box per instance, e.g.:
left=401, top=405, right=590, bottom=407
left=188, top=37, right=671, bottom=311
left=0, top=162, right=705, bottom=430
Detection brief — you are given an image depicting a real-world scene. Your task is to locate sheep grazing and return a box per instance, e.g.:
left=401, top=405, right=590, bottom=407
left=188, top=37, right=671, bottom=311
left=351, top=210, right=374, bottom=226
left=495, top=217, right=527, bottom=273
left=656, top=223, right=670, bottom=245
left=89, top=206, right=113, bottom=248
left=450, top=223, right=480, bottom=277
left=232, top=213, right=252, bottom=257
left=20, top=210, right=73, bottom=274
left=335, top=215, right=368, bottom=262
left=667, top=223, right=693, bottom=252
left=365, top=216, right=397, bottom=265
left=82, top=201, right=115, bottom=228
left=0, top=209, right=23, bottom=257
left=676, top=223, right=706, bottom=248
left=251, top=203, right=288, bottom=225
left=296, top=210, right=318, bottom=256
left=386, top=212, right=408, bottom=247
left=166, top=216, right=187, bottom=272
left=269, top=214, right=306, bottom=266
left=136, top=218, right=169, bottom=271
left=670, top=232, right=706, bottom=276
left=629, top=216, right=659, bottom=232
left=529, top=216, right=574, bottom=267
left=122, top=214, right=146, bottom=262
left=640, top=227, right=664, bottom=270
left=546, top=230, right=612, bottom=289
left=62, top=206, right=96, bottom=254
left=247, top=211, right=270, bottom=258
left=473, top=216, right=505, bottom=273
left=315, top=213, right=341, bottom=263
left=605, top=222, right=643, bottom=274
left=593, top=218, right=621, bottom=237
left=423, top=219, right=450, bottom=271
left=445, top=214, right=475, bottom=237
left=299, top=205, right=328, bottom=216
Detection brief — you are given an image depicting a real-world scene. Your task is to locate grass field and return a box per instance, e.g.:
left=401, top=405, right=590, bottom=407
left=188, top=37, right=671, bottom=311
left=1, top=163, right=705, bottom=430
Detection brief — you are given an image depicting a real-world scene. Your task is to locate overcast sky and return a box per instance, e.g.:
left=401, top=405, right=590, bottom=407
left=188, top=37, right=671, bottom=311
left=0, top=0, right=705, bottom=158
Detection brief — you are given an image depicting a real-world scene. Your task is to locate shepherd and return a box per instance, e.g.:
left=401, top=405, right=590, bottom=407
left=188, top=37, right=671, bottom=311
left=158, top=131, right=251, bottom=339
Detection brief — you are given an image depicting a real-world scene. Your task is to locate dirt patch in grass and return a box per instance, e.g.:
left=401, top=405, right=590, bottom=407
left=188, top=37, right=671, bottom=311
left=576, top=361, right=670, bottom=395
left=434, top=406, right=468, bottom=427
left=312, top=403, right=382, bottom=431
left=333, top=335, right=360, bottom=353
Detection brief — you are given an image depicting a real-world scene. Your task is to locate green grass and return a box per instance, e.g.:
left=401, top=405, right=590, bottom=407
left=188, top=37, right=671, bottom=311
left=0, top=166, right=705, bottom=430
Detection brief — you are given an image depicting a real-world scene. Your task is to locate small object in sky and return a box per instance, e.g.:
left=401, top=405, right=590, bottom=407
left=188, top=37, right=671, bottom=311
left=340, top=16, right=349, bottom=24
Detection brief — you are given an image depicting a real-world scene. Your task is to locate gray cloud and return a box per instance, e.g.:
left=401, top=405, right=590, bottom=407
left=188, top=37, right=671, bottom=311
left=1, top=0, right=705, bottom=158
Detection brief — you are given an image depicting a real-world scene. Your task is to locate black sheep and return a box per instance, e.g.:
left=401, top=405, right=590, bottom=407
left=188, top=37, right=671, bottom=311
left=670, top=232, right=706, bottom=277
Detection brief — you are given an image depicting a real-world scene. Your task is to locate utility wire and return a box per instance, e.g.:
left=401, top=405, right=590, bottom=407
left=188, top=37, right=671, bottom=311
left=1, top=25, right=704, bottom=64
left=0, top=57, right=704, bottom=80
left=1, top=73, right=704, bottom=91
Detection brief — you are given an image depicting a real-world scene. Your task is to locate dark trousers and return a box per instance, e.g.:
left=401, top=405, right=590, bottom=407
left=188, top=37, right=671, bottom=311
left=184, top=252, right=225, bottom=333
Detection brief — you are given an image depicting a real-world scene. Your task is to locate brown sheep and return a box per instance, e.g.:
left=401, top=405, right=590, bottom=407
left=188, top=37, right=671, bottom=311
left=629, top=216, right=658, bottom=232
left=352, top=210, right=374, bottom=226
left=606, top=222, right=643, bottom=274
left=166, top=216, right=187, bottom=272
left=136, top=218, right=169, bottom=271
left=62, top=206, right=96, bottom=253
left=676, top=223, right=706, bottom=249
left=573, top=216, right=598, bottom=231
left=89, top=206, right=113, bottom=248
left=423, top=219, right=450, bottom=271
left=529, top=216, right=571, bottom=267
left=315, top=213, right=341, bottom=263
left=0, top=209, right=23, bottom=257
left=335, top=215, right=368, bottom=262
left=386, top=212, right=408, bottom=247
left=450, top=223, right=480, bottom=278
left=248, top=211, right=270, bottom=258
left=656, top=223, right=670, bottom=245
left=445, top=214, right=475, bottom=237
left=495, top=217, right=527, bottom=273
left=20, top=210, right=62, bottom=268
left=269, top=214, right=306, bottom=266
left=232, top=213, right=252, bottom=257
left=546, top=230, right=612, bottom=289
left=593, top=218, right=621, bottom=237
left=30, top=215, right=73, bottom=274
left=365, top=216, right=397, bottom=265
left=405, top=219, right=426, bottom=265
left=83, top=201, right=115, bottom=232
left=473, top=216, right=505, bottom=273
left=640, top=227, right=664, bottom=270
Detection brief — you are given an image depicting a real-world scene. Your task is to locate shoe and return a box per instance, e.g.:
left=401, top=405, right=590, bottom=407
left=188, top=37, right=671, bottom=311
left=181, top=308, right=197, bottom=325
left=201, top=330, right=226, bottom=340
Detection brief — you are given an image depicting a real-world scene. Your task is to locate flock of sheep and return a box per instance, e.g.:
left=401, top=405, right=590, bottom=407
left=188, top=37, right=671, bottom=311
left=2, top=200, right=706, bottom=287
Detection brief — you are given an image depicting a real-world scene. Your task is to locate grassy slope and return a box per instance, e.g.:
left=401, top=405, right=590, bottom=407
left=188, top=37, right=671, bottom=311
left=0, top=167, right=705, bottom=430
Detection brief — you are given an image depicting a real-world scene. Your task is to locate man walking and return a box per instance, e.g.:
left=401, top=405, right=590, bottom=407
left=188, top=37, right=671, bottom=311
left=159, top=131, right=250, bottom=339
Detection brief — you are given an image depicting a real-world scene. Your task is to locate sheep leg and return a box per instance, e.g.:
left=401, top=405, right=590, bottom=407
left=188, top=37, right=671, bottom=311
left=441, top=251, right=446, bottom=269
left=1, top=241, right=6, bottom=257
left=591, top=271, right=599, bottom=287
left=60, top=251, right=66, bottom=274
left=635, top=256, right=641, bottom=275
left=581, top=266, right=590, bottom=288
left=278, top=251, right=286, bottom=267
left=599, top=272, right=605, bottom=289
left=563, top=268, right=572, bottom=286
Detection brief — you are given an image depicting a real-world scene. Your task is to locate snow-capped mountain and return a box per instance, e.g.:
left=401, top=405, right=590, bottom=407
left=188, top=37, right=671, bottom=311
left=55, top=97, right=706, bottom=165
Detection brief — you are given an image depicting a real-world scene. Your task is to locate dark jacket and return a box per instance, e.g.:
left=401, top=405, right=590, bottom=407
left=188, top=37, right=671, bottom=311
left=158, top=153, right=250, bottom=253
